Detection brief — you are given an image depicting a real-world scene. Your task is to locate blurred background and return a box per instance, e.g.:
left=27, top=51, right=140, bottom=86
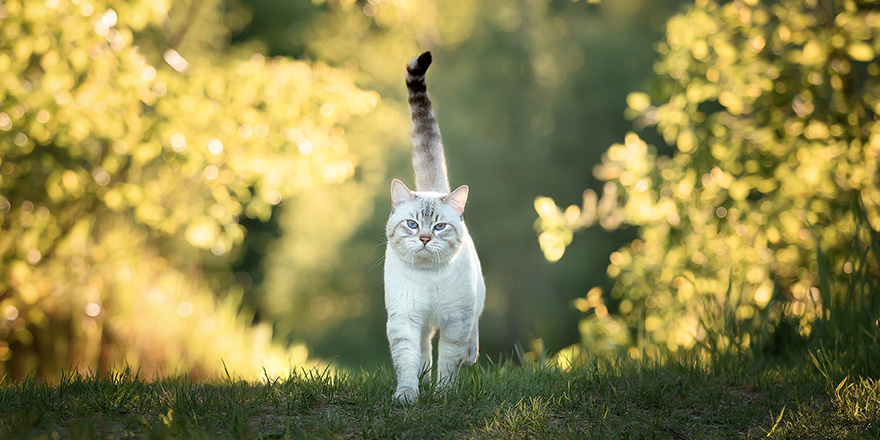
left=2, top=0, right=879, bottom=380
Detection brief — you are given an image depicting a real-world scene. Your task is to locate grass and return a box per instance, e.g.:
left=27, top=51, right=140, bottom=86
left=1, top=353, right=878, bottom=439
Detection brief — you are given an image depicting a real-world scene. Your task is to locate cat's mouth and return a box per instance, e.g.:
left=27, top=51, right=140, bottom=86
left=415, top=244, right=440, bottom=259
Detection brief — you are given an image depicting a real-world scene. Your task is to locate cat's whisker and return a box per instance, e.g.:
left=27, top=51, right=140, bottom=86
left=370, top=255, right=386, bottom=272
left=373, top=239, right=388, bottom=252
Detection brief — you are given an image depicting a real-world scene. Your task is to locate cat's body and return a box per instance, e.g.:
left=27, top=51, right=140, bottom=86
left=384, top=52, right=485, bottom=403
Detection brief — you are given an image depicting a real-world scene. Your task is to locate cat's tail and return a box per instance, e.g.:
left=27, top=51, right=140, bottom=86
left=406, top=51, right=450, bottom=194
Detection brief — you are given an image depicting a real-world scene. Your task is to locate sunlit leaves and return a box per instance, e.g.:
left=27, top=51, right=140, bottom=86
left=536, top=0, right=880, bottom=357
left=0, top=0, right=378, bottom=379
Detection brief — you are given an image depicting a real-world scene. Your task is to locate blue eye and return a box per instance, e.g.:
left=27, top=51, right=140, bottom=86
left=433, top=223, right=446, bottom=231
left=406, top=220, right=418, bottom=229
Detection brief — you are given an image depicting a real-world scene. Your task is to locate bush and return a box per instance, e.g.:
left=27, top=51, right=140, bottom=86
left=536, top=0, right=880, bottom=367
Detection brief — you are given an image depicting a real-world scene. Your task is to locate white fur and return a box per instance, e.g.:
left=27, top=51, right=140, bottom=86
left=384, top=182, right=485, bottom=403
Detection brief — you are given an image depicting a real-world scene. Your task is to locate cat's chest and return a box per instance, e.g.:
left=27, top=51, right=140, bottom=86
left=387, top=266, right=456, bottom=296
left=385, top=264, right=470, bottom=307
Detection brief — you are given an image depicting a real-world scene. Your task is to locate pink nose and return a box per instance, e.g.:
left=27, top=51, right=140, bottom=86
left=419, top=236, right=431, bottom=245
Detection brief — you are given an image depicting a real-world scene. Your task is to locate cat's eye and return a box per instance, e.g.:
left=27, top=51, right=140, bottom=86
left=406, top=220, right=418, bottom=229
left=433, top=223, right=446, bottom=231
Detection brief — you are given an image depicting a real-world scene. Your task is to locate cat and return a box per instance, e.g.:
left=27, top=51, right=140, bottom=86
left=384, top=51, right=486, bottom=404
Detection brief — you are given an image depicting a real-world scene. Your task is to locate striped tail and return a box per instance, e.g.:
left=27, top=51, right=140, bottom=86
left=406, top=51, right=450, bottom=194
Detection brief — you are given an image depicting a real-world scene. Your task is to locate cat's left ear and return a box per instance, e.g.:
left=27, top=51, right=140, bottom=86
left=391, top=179, right=414, bottom=207
left=444, top=185, right=468, bottom=215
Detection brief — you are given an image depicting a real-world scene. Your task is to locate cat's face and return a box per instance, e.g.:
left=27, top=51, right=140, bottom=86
left=386, top=179, right=468, bottom=268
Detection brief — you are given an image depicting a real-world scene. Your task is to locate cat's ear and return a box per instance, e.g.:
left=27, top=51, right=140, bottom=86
left=444, top=185, right=468, bottom=215
left=390, top=179, right=414, bottom=207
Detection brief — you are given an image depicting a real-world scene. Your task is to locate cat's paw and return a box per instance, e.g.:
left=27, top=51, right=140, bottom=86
left=394, top=386, right=418, bottom=404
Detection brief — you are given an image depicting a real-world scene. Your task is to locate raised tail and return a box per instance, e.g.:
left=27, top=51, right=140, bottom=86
left=406, top=51, right=450, bottom=194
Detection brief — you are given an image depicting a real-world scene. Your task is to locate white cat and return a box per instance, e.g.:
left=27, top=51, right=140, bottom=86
left=384, top=52, right=486, bottom=404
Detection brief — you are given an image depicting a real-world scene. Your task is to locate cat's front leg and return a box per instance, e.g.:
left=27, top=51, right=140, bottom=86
left=387, top=315, right=422, bottom=403
left=436, top=333, right=471, bottom=389
left=420, top=326, right=435, bottom=383
left=465, top=322, right=479, bottom=366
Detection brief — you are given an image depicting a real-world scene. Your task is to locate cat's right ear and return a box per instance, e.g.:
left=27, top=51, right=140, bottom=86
left=390, top=179, right=414, bottom=207
left=444, top=185, right=468, bottom=215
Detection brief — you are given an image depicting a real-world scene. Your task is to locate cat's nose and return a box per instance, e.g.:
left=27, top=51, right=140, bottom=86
left=419, top=235, right=431, bottom=245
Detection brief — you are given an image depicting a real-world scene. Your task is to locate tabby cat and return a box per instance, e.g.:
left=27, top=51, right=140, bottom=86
left=384, top=52, right=486, bottom=404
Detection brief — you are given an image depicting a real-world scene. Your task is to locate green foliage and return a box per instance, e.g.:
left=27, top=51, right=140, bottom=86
left=808, top=199, right=880, bottom=379
left=1, top=0, right=680, bottom=377
left=0, top=0, right=385, bottom=378
left=537, top=0, right=880, bottom=360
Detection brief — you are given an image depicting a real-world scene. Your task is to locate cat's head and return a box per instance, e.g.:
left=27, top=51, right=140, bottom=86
left=386, top=179, right=468, bottom=268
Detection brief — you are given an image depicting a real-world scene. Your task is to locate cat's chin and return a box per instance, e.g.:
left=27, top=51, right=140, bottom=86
left=393, top=247, right=454, bottom=268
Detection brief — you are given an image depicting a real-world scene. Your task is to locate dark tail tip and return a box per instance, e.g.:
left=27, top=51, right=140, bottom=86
left=417, top=51, right=432, bottom=69
left=407, top=51, right=433, bottom=76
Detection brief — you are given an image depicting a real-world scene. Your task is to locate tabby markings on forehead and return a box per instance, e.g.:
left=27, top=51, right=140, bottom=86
left=419, top=198, right=436, bottom=222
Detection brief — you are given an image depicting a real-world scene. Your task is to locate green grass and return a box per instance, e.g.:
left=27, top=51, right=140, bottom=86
left=1, top=354, right=878, bottom=439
